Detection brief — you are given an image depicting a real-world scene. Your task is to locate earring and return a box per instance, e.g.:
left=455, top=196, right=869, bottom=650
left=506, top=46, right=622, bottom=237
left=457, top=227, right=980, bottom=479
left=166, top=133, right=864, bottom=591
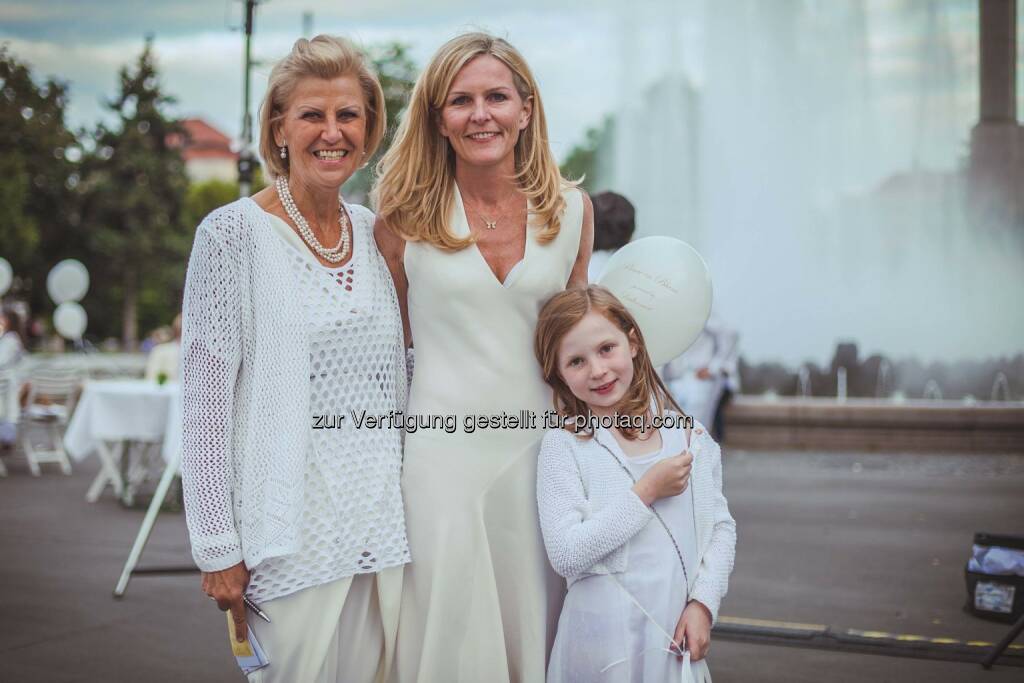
left=280, top=143, right=287, bottom=159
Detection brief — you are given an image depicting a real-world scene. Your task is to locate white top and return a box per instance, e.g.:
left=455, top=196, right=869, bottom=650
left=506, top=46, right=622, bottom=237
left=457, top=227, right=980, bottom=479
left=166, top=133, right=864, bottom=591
left=623, top=442, right=700, bottom=588
left=244, top=213, right=410, bottom=601
left=587, top=247, right=615, bottom=283
left=537, top=413, right=736, bottom=622
left=0, top=332, right=24, bottom=424
left=0, top=331, right=23, bottom=371
left=144, top=340, right=181, bottom=382
left=180, top=197, right=409, bottom=578
left=662, top=313, right=741, bottom=392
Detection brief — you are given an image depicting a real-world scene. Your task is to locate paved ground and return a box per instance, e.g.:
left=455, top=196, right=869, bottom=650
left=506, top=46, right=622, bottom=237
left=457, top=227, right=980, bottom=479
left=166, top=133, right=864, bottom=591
left=712, top=449, right=1024, bottom=681
left=1, top=447, right=1022, bottom=682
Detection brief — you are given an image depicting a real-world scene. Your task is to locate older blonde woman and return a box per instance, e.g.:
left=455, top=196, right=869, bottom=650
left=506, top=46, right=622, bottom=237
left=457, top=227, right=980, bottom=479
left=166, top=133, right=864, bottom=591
left=181, top=35, right=407, bottom=682
left=374, top=32, right=594, bottom=682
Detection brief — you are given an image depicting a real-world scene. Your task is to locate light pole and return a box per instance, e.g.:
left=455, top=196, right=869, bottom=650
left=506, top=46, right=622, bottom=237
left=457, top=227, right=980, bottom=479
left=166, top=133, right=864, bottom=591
left=238, top=0, right=261, bottom=198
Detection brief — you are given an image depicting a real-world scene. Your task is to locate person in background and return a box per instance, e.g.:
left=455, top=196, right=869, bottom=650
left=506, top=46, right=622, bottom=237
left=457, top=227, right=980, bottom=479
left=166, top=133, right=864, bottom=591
left=0, top=308, right=25, bottom=371
left=144, top=314, right=182, bottom=383
left=662, top=313, right=740, bottom=440
left=26, top=317, right=45, bottom=352
left=587, top=191, right=636, bottom=283
left=0, top=308, right=26, bottom=448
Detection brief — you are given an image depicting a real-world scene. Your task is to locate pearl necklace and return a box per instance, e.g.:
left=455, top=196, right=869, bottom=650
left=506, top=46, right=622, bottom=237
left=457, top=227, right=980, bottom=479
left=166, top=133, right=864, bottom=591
left=275, top=175, right=351, bottom=263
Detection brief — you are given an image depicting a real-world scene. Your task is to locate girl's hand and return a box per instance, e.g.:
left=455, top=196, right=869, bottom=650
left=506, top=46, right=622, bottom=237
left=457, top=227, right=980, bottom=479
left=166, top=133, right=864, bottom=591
left=632, top=451, right=692, bottom=505
left=202, top=561, right=251, bottom=642
left=673, top=600, right=712, bottom=661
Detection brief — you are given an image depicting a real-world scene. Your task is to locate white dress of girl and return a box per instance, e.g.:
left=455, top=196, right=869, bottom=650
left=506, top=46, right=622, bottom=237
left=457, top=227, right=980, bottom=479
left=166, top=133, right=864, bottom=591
left=546, top=423, right=712, bottom=683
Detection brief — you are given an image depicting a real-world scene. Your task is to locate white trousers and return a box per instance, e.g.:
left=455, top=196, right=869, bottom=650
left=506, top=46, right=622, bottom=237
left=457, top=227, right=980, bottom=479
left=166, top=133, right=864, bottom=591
left=245, top=566, right=403, bottom=683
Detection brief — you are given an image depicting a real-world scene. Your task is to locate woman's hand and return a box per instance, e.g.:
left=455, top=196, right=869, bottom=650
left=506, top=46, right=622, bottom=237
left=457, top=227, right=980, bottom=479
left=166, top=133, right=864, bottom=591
left=673, top=600, right=712, bottom=661
left=632, top=451, right=693, bottom=505
left=202, top=561, right=251, bottom=642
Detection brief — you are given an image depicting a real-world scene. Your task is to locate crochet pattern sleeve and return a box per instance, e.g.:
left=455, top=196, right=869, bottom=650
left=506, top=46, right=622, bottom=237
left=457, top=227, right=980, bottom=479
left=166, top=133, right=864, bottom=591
left=536, top=429, right=653, bottom=578
left=180, top=218, right=245, bottom=572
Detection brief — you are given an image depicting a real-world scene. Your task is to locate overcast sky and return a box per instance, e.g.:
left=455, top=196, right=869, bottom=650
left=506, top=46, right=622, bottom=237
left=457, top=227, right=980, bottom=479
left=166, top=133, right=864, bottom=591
left=2, top=0, right=1007, bottom=164
left=0, top=0, right=638, bottom=160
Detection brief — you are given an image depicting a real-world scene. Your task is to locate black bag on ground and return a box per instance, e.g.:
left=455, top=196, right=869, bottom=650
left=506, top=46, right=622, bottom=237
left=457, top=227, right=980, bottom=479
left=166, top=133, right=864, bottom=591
left=964, top=532, right=1024, bottom=623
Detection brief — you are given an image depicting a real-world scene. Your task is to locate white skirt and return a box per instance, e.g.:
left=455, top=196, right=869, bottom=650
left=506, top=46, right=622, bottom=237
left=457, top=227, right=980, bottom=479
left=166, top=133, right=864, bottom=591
left=547, top=573, right=712, bottom=683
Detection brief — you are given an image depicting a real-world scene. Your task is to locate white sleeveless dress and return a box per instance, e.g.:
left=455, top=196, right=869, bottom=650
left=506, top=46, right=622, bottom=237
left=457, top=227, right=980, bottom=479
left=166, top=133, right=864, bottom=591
left=394, top=185, right=584, bottom=682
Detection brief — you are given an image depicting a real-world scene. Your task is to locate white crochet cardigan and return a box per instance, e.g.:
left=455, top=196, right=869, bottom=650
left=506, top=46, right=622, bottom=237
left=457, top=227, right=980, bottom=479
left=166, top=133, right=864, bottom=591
left=180, top=197, right=406, bottom=573
left=537, top=416, right=737, bottom=622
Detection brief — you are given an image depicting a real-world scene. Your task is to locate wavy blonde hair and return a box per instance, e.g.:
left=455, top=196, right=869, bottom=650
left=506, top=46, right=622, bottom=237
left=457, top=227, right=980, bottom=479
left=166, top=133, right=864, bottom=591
left=259, top=35, right=386, bottom=179
left=534, top=286, right=687, bottom=441
left=372, top=32, right=573, bottom=250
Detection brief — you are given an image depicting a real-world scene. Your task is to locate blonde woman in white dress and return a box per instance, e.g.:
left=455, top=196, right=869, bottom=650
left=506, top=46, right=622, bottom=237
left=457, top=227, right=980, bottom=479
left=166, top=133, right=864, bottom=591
left=373, top=32, right=594, bottom=683
left=181, top=36, right=407, bottom=682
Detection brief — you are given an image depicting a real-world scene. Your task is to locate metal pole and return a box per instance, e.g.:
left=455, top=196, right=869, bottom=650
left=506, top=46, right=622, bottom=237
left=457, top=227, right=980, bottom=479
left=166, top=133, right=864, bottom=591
left=112, top=452, right=181, bottom=597
left=982, top=612, right=1024, bottom=669
left=238, top=0, right=259, bottom=198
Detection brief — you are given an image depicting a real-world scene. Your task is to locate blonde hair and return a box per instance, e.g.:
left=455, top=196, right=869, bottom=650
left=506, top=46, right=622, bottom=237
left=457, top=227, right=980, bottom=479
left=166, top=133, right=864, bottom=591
left=372, top=32, right=573, bottom=250
left=259, top=35, right=386, bottom=179
left=534, top=286, right=686, bottom=440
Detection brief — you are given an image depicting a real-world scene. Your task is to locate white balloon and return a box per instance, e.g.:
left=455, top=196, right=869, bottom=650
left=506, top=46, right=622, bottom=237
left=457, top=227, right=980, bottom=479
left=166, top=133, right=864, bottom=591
left=47, top=259, right=90, bottom=304
left=598, top=237, right=713, bottom=366
left=54, top=302, right=88, bottom=340
left=0, top=258, right=11, bottom=296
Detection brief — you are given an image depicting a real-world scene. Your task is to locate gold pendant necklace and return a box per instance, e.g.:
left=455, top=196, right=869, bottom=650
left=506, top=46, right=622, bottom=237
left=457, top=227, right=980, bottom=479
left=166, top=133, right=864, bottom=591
left=466, top=189, right=518, bottom=231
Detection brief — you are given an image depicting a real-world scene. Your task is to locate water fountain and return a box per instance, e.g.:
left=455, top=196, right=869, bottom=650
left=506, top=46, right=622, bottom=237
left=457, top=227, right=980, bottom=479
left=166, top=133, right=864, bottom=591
left=875, top=359, right=892, bottom=399
left=991, top=372, right=1012, bottom=401
left=598, top=2, right=1024, bottom=368
left=797, top=366, right=812, bottom=398
left=922, top=380, right=943, bottom=401
left=595, top=2, right=1024, bottom=452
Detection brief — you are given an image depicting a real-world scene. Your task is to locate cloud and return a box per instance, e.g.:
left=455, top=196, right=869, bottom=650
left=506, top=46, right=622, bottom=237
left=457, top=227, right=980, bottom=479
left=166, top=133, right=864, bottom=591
left=0, top=0, right=227, bottom=42
left=1, top=5, right=618, bottom=159
left=0, top=0, right=625, bottom=43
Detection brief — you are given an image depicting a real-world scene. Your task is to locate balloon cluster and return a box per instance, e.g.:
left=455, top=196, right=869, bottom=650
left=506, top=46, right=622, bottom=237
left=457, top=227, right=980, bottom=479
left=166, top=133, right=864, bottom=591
left=47, top=260, right=90, bottom=341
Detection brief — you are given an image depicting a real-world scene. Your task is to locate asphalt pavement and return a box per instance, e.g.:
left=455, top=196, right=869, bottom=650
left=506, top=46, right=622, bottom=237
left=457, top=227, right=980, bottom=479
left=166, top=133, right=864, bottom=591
left=0, top=447, right=1021, bottom=682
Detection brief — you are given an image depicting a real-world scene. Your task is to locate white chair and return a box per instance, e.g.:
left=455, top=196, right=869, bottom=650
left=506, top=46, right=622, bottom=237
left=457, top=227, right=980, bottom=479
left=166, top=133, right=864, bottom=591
left=20, top=365, right=81, bottom=476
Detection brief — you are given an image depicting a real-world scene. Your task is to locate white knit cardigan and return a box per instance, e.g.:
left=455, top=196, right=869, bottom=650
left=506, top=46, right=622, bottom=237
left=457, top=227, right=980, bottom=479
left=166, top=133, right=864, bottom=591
left=179, top=197, right=403, bottom=573
left=536, top=416, right=737, bottom=622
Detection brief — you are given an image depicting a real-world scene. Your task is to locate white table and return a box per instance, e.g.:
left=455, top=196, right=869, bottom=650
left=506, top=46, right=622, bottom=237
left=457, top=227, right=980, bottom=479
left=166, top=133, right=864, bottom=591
left=64, top=379, right=181, bottom=503
left=61, top=379, right=191, bottom=597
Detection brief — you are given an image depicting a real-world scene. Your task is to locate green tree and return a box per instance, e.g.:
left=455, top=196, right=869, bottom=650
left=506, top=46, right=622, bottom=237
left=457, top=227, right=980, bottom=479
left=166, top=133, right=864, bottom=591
left=560, top=117, right=612, bottom=189
left=0, top=45, right=81, bottom=314
left=343, top=42, right=418, bottom=202
left=182, top=167, right=265, bottom=231
left=78, top=39, right=190, bottom=348
left=183, top=178, right=237, bottom=231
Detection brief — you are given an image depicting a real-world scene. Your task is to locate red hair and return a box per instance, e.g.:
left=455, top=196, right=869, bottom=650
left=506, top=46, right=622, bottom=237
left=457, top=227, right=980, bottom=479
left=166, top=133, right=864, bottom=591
left=534, top=285, right=686, bottom=439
